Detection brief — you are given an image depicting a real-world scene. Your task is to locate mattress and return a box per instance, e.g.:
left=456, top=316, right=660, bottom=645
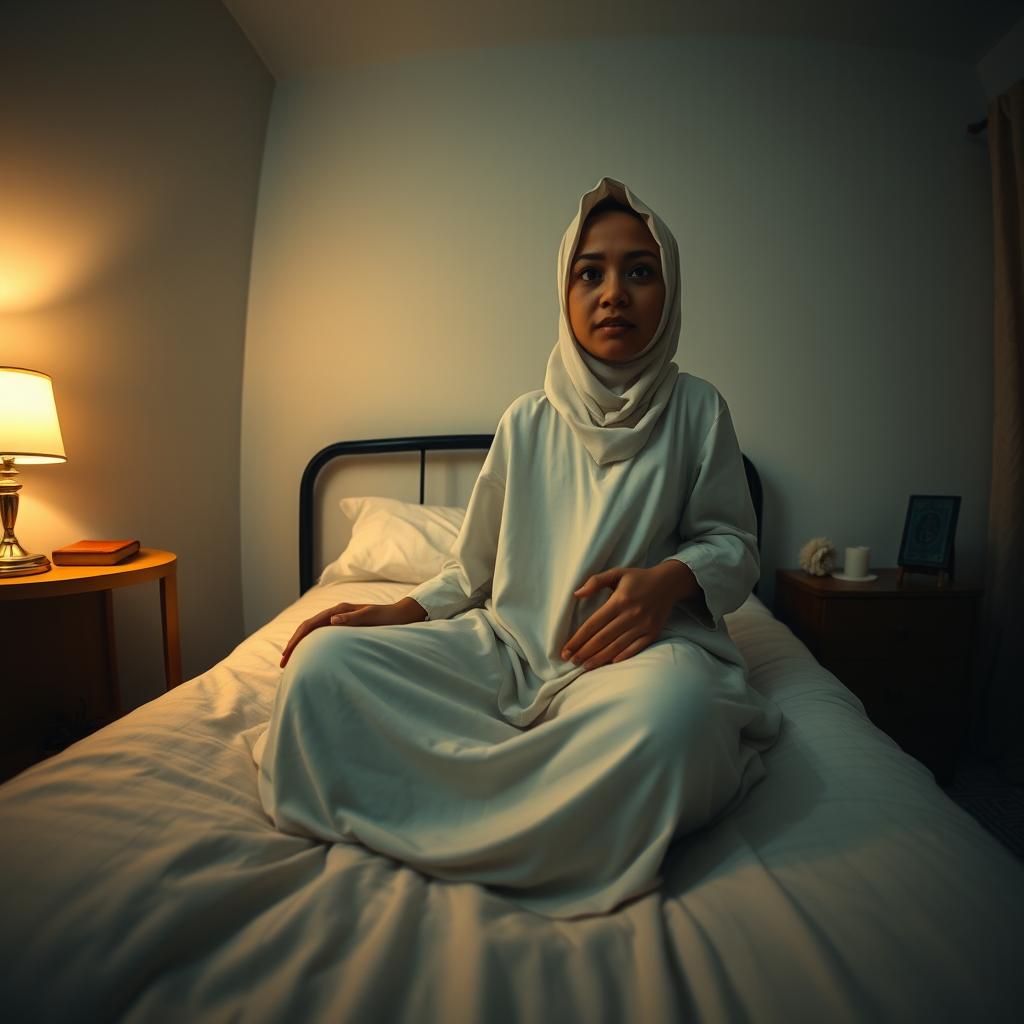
left=1, top=579, right=1021, bottom=1022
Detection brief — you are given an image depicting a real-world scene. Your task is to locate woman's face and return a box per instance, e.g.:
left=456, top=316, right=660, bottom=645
left=567, top=210, right=666, bottom=364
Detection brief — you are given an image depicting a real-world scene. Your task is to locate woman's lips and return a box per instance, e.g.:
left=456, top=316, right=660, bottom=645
left=597, top=323, right=633, bottom=332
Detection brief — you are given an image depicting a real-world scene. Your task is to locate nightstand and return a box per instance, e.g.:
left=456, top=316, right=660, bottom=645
left=0, top=547, right=182, bottom=781
left=774, top=568, right=982, bottom=787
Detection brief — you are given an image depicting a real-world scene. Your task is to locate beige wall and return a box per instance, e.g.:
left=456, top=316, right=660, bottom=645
left=0, top=1, right=272, bottom=710
left=241, top=35, right=993, bottom=633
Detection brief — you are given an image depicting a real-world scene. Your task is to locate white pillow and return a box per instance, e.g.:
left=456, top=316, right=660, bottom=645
left=318, top=496, right=466, bottom=586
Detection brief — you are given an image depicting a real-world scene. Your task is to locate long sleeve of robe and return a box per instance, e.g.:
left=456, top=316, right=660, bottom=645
left=406, top=371, right=759, bottom=727
left=664, top=400, right=759, bottom=631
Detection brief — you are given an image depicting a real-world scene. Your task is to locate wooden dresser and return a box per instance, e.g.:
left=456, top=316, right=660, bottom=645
left=774, top=568, right=982, bottom=786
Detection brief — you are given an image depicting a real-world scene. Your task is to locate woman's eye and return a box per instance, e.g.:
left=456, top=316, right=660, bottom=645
left=577, top=264, right=656, bottom=283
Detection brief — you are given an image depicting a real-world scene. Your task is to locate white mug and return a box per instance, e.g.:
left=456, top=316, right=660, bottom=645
left=844, top=546, right=870, bottom=578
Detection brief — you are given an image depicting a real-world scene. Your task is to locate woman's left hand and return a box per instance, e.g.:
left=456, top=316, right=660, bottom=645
left=561, top=562, right=702, bottom=670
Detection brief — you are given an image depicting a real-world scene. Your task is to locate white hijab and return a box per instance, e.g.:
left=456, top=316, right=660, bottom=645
left=543, top=176, right=681, bottom=466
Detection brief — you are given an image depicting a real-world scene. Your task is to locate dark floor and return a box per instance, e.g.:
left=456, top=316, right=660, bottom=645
left=941, top=748, right=1024, bottom=862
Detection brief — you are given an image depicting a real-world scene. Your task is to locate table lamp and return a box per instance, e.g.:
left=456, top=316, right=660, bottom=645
left=0, top=366, right=67, bottom=577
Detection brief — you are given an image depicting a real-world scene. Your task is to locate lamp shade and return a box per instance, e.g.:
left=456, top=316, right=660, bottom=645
left=0, top=366, right=66, bottom=464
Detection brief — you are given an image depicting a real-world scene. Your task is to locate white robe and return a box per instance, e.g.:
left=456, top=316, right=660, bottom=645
left=251, top=372, right=782, bottom=918
left=408, top=371, right=763, bottom=725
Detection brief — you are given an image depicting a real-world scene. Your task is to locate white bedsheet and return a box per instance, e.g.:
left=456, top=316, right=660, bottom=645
left=1, top=581, right=1021, bottom=1023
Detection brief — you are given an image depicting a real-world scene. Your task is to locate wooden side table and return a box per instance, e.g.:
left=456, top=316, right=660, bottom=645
left=774, top=568, right=982, bottom=787
left=0, top=547, right=181, bottom=780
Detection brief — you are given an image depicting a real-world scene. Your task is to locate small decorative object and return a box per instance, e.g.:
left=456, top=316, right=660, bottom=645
left=52, top=539, right=141, bottom=566
left=0, top=367, right=67, bottom=577
left=897, top=494, right=961, bottom=588
left=832, top=545, right=877, bottom=582
left=799, top=536, right=838, bottom=576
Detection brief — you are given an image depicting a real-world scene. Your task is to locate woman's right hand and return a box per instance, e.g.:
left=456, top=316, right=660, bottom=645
left=279, top=597, right=427, bottom=669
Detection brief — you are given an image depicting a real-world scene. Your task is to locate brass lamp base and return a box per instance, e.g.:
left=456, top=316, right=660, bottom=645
left=0, top=536, right=51, bottom=577
left=1, top=454, right=53, bottom=576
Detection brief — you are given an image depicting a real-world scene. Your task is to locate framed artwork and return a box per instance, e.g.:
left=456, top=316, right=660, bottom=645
left=897, top=494, right=961, bottom=581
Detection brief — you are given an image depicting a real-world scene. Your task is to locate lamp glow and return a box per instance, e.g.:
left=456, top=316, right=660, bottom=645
left=0, top=366, right=67, bottom=576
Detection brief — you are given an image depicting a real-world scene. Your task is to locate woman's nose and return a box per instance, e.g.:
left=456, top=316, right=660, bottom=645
left=599, top=274, right=629, bottom=306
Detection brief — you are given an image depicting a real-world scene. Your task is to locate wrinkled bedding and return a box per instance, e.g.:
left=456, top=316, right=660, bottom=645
left=1, top=581, right=1021, bottom=1023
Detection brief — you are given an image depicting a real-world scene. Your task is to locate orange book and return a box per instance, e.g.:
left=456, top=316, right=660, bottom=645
left=52, top=539, right=141, bottom=566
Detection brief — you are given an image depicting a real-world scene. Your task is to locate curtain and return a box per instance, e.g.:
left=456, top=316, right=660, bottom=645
left=968, top=80, right=1024, bottom=784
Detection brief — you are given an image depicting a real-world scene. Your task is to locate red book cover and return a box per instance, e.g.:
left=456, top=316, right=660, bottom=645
left=52, top=539, right=141, bottom=565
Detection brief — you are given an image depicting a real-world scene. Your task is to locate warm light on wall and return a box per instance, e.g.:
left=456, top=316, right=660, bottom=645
left=0, top=205, right=131, bottom=312
left=0, top=233, right=96, bottom=311
left=0, top=366, right=67, bottom=576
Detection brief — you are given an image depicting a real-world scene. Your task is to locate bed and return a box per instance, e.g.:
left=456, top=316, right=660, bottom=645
left=1, top=435, right=1021, bottom=1023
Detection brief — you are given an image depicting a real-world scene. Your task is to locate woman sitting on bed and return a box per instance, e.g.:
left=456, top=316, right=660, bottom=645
left=251, top=176, right=782, bottom=920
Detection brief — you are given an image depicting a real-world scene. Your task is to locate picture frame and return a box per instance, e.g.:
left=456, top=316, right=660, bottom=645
left=896, top=494, right=961, bottom=585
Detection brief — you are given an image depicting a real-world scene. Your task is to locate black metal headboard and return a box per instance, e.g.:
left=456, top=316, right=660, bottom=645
left=299, top=435, right=763, bottom=596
